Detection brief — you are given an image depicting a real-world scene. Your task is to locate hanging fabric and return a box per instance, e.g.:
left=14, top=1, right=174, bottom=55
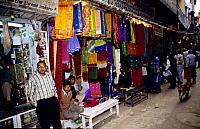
left=89, top=81, right=101, bottom=97
left=67, top=33, right=81, bottom=55
left=53, top=1, right=74, bottom=39
left=55, top=40, right=63, bottom=102
left=137, top=24, right=145, bottom=55
left=105, top=13, right=112, bottom=38
left=3, top=21, right=11, bottom=48
left=53, top=41, right=58, bottom=79
left=73, top=52, right=82, bottom=76
left=130, top=20, right=136, bottom=43
left=125, top=18, right=131, bottom=43
left=96, top=10, right=102, bottom=35
left=82, top=5, right=92, bottom=36
left=73, top=2, right=84, bottom=33
left=131, top=67, right=143, bottom=89
left=87, top=40, right=95, bottom=53
left=95, top=39, right=106, bottom=47
left=101, top=11, right=106, bottom=35
left=115, top=49, right=121, bottom=84
left=98, top=68, right=108, bottom=78
left=88, top=53, right=97, bottom=65
left=122, top=17, right=127, bottom=43
left=82, top=64, right=88, bottom=82
left=122, top=42, right=127, bottom=56
left=82, top=46, right=88, bottom=64
left=117, top=16, right=123, bottom=44
left=144, top=27, right=148, bottom=57
left=88, top=67, right=98, bottom=80
left=89, top=7, right=96, bottom=37
left=97, top=50, right=107, bottom=68
left=112, top=13, right=118, bottom=45
left=95, top=44, right=107, bottom=53
left=107, top=41, right=114, bottom=65
left=126, top=43, right=138, bottom=55
left=62, top=40, right=71, bottom=70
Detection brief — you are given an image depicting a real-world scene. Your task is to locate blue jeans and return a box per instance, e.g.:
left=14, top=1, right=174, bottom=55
left=177, top=65, right=183, bottom=83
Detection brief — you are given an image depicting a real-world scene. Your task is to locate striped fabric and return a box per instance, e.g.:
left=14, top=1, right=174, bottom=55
left=27, top=73, right=58, bottom=107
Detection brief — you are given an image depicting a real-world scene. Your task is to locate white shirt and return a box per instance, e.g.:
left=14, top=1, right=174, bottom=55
left=174, top=54, right=184, bottom=65
left=27, top=72, right=58, bottom=107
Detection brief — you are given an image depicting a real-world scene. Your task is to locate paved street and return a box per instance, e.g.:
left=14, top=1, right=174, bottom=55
left=96, top=68, right=200, bottom=129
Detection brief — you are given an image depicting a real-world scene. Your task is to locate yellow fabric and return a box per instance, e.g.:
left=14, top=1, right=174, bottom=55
left=105, top=13, right=112, bottom=38
left=82, top=5, right=91, bottom=36
left=88, top=53, right=97, bottom=64
left=130, top=20, right=136, bottom=43
left=95, top=39, right=106, bottom=47
left=53, top=1, right=74, bottom=39
left=89, top=7, right=96, bottom=37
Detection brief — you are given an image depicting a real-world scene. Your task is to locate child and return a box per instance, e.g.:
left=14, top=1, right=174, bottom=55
left=60, top=81, right=84, bottom=120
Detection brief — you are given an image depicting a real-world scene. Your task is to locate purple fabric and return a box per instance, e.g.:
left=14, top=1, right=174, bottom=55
left=117, top=16, right=123, bottom=44
left=107, top=41, right=114, bottom=65
left=67, top=33, right=81, bottom=54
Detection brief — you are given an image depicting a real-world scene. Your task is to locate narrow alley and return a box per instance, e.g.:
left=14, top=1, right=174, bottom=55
left=97, top=68, right=200, bottom=129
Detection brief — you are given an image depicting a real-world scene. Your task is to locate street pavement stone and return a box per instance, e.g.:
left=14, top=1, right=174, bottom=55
left=95, top=68, right=200, bottom=129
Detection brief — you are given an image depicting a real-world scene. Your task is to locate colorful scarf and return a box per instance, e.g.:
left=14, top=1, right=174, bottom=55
left=73, top=2, right=84, bottom=33
left=88, top=53, right=97, bottom=65
left=67, top=33, right=81, bottom=55
left=105, top=13, right=112, bottom=38
left=96, top=10, right=102, bottom=35
left=89, top=7, right=96, bottom=36
left=82, top=5, right=91, bottom=36
left=53, top=2, right=74, bottom=39
left=82, top=46, right=88, bottom=64
left=106, top=41, right=114, bottom=65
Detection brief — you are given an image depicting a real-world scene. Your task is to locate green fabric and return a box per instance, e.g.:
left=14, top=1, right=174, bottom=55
left=95, top=39, right=106, bottom=47
left=88, top=67, right=98, bottom=80
left=87, top=40, right=95, bottom=53
left=82, top=47, right=88, bottom=64
left=122, top=42, right=127, bottom=56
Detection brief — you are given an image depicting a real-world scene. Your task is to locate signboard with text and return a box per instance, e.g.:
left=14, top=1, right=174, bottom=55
left=0, top=0, right=58, bottom=16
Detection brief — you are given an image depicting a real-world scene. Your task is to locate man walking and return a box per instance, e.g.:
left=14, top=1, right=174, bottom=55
left=174, top=49, right=184, bottom=84
left=27, top=61, right=62, bottom=128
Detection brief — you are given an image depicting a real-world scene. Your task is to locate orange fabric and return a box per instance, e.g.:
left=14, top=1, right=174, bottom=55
left=105, top=13, right=112, bottom=38
left=88, top=53, right=97, bottom=64
left=96, top=10, right=101, bottom=35
left=52, top=1, right=74, bottom=39
left=82, top=5, right=92, bottom=36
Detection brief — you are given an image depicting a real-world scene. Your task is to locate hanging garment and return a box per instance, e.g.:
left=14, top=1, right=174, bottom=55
left=112, top=13, right=118, bottom=44
left=3, top=21, right=11, bottom=49
left=55, top=40, right=63, bottom=102
left=95, top=39, right=106, bottom=47
left=82, top=46, right=88, bottom=64
left=73, top=2, right=84, bottom=33
left=126, top=55, right=141, bottom=69
left=88, top=53, right=97, bottom=65
left=122, top=42, right=127, bottom=56
left=96, top=10, right=102, bottom=35
left=98, top=68, right=108, bottom=79
left=125, top=18, right=131, bottom=43
left=97, top=50, right=107, bottom=68
left=122, top=17, right=126, bottom=43
left=101, top=11, right=106, bottom=35
left=67, top=34, right=81, bottom=55
left=88, top=67, right=98, bottom=80
left=144, top=27, right=148, bottom=57
left=82, top=64, right=88, bottom=82
left=62, top=40, right=71, bottom=70
left=73, top=52, right=82, bottom=76
left=105, top=13, right=112, bottom=38
left=126, top=43, right=138, bottom=55
left=107, top=41, right=114, bottom=65
left=89, top=81, right=101, bottom=97
left=95, top=44, right=107, bottom=53
left=117, top=16, right=123, bottom=44
left=137, top=24, right=145, bottom=55
left=82, top=5, right=91, bottom=36
left=130, top=20, right=136, bottom=43
left=53, top=2, right=74, bottom=39
left=115, top=49, right=121, bottom=84
left=89, top=7, right=96, bottom=37
left=131, top=67, right=143, bottom=89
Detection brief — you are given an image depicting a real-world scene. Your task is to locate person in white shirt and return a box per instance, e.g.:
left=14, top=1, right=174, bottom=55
left=27, top=61, right=61, bottom=128
left=174, top=49, right=184, bottom=84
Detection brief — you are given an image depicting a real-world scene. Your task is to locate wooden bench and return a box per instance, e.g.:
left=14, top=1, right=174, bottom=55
left=80, top=99, right=119, bottom=129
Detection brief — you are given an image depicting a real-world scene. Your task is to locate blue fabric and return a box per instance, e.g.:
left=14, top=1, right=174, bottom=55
left=95, top=44, right=107, bottom=52
left=73, top=3, right=84, bottom=33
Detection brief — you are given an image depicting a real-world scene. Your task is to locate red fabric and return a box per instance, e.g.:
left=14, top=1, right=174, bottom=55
left=55, top=40, right=63, bottom=103
left=126, top=43, right=138, bottom=55
left=83, top=99, right=99, bottom=107
left=62, top=40, right=71, bottom=70
left=73, top=52, right=82, bottom=76
left=82, top=64, right=88, bottom=82
left=130, top=67, right=143, bottom=89
left=137, top=24, right=145, bottom=55
left=49, top=40, right=54, bottom=75
left=98, top=68, right=108, bottom=78
left=97, top=51, right=107, bottom=62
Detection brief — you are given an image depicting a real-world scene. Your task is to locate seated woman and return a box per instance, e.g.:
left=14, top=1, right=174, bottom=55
left=60, top=81, right=84, bottom=120
left=75, top=76, right=89, bottom=102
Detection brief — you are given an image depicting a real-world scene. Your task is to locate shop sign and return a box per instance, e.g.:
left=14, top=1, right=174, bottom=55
left=0, top=0, right=58, bottom=16
left=154, top=25, right=163, bottom=37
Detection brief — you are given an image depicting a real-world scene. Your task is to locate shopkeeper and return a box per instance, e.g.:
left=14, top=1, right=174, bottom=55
left=27, top=61, right=62, bottom=128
